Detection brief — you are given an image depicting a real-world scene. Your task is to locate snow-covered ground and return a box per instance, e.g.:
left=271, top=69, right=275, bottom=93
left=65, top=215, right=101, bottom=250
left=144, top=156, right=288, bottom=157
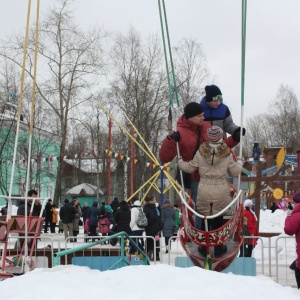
left=0, top=206, right=299, bottom=299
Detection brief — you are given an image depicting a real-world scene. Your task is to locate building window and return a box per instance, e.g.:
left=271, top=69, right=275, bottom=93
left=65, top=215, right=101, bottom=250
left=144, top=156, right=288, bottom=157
left=48, top=154, right=55, bottom=174
left=65, top=178, right=72, bottom=188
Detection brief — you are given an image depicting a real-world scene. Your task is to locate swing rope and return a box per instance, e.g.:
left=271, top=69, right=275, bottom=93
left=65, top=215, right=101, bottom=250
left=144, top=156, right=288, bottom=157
left=157, top=0, right=188, bottom=197
left=8, top=0, right=32, bottom=200
left=237, top=0, right=247, bottom=197
left=157, top=0, right=180, bottom=109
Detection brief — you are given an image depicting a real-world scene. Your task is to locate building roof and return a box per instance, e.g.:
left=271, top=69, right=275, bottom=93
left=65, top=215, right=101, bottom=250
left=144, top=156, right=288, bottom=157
left=66, top=183, right=104, bottom=196
left=64, top=158, right=117, bottom=173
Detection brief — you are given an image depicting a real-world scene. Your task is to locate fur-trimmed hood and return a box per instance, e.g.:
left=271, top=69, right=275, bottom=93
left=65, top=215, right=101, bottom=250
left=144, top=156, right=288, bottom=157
left=199, top=142, right=230, bottom=160
left=144, top=200, right=156, bottom=207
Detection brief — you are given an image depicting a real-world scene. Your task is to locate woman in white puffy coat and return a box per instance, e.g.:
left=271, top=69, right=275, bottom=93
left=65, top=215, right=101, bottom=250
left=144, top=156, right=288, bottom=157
left=129, top=200, right=145, bottom=254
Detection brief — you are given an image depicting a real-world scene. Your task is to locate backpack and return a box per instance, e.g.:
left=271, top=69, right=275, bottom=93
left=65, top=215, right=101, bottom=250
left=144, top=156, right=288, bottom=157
left=136, top=208, right=148, bottom=228
left=99, top=218, right=109, bottom=234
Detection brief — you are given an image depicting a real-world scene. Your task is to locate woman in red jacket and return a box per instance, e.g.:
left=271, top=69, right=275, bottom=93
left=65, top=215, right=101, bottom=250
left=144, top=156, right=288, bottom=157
left=239, top=199, right=258, bottom=257
left=284, top=191, right=300, bottom=289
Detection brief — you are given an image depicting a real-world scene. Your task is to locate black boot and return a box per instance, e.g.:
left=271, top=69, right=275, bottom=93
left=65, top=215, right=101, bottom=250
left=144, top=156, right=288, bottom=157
left=295, top=267, right=300, bottom=289
left=290, top=259, right=297, bottom=271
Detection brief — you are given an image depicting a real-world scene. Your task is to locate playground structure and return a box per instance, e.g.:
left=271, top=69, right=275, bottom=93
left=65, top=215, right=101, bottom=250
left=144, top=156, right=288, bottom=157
left=0, top=196, right=48, bottom=279
left=241, top=145, right=300, bottom=231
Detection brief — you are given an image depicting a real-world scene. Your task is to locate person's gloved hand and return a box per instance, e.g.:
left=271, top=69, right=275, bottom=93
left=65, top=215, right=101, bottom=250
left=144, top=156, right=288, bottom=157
left=232, top=127, right=246, bottom=142
left=168, top=131, right=181, bottom=142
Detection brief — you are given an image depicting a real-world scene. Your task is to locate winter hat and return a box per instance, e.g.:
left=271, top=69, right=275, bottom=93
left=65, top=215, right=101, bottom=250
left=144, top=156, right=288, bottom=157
left=207, top=126, right=223, bottom=143
left=293, top=191, right=300, bottom=203
left=163, top=199, right=171, bottom=205
left=133, top=200, right=141, bottom=207
left=105, top=205, right=112, bottom=212
left=184, top=102, right=204, bottom=119
left=205, top=85, right=222, bottom=102
left=244, top=199, right=253, bottom=207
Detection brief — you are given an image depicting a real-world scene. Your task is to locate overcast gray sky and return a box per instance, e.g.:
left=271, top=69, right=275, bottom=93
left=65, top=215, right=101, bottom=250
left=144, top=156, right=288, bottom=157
left=1, top=0, right=300, bottom=127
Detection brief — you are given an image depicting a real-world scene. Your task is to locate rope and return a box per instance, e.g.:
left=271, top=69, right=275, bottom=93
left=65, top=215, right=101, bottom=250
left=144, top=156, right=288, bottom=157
left=237, top=0, right=247, bottom=196
left=157, top=0, right=179, bottom=108
left=24, top=0, right=41, bottom=272
left=8, top=0, right=32, bottom=200
left=157, top=0, right=188, bottom=196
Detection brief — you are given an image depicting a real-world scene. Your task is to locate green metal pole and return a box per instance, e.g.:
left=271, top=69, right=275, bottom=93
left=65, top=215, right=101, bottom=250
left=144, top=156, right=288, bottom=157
left=162, top=0, right=180, bottom=107
left=157, top=0, right=174, bottom=107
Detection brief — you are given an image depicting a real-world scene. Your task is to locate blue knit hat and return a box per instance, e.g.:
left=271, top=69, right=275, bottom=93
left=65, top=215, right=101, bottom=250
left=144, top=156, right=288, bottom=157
left=105, top=205, right=113, bottom=212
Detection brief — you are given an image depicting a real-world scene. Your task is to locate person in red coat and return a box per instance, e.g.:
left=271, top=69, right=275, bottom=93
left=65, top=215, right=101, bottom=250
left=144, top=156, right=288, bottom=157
left=159, top=102, right=240, bottom=229
left=284, top=191, right=300, bottom=289
left=239, top=199, right=258, bottom=257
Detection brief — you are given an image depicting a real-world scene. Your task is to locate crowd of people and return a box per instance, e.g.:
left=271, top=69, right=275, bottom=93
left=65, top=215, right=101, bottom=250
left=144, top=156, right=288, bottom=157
left=5, top=191, right=181, bottom=260
left=82, top=196, right=181, bottom=261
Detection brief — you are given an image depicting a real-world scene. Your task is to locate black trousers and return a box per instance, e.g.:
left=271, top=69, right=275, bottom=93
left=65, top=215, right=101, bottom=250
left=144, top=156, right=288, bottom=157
left=239, top=244, right=254, bottom=257
left=201, top=216, right=224, bottom=231
left=50, top=222, right=56, bottom=233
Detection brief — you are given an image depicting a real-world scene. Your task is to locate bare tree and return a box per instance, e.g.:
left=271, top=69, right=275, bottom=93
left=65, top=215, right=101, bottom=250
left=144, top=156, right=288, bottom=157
left=172, top=37, right=210, bottom=106
left=245, top=84, right=300, bottom=153
left=0, top=0, right=108, bottom=203
left=106, top=27, right=168, bottom=194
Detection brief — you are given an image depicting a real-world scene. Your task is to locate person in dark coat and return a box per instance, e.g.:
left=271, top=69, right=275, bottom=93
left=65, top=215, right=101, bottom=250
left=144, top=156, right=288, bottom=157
left=100, top=202, right=106, bottom=213
left=143, top=196, right=162, bottom=261
left=72, top=198, right=82, bottom=242
left=82, top=202, right=90, bottom=233
left=114, top=200, right=131, bottom=235
left=17, top=189, right=41, bottom=217
left=105, top=205, right=116, bottom=228
left=59, top=199, right=76, bottom=240
left=0, top=201, right=8, bottom=216
left=44, top=199, right=53, bottom=233
left=111, top=197, right=120, bottom=214
left=87, top=201, right=100, bottom=241
left=161, top=199, right=175, bottom=253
